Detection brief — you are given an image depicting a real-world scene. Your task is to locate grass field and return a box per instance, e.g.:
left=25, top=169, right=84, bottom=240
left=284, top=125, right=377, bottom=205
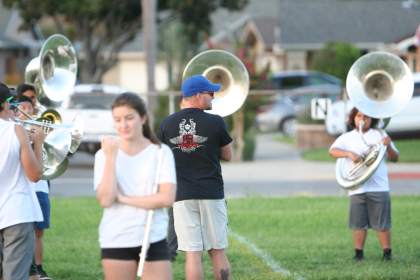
left=43, top=196, right=420, bottom=279
left=300, top=139, right=420, bottom=162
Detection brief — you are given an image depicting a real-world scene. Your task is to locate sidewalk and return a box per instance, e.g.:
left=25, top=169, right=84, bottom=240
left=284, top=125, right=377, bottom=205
left=53, top=133, right=420, bottom=197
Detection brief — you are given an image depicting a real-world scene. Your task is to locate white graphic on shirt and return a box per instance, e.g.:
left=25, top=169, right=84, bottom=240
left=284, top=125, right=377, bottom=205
left=169, top=118, right=207, bottom=153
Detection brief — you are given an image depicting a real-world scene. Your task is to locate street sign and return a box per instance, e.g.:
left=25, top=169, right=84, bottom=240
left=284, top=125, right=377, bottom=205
left=311, top=98, right=331, bottom=120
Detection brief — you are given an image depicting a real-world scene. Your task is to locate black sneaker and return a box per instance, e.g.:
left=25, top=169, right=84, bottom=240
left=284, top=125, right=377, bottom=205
left=382, top=248, right=392, bottom=261
left=29, top=262, right=38, bottom=276
left=37, top=265, right=52, bottom=280
left=353, top=249, right=364, bottom=261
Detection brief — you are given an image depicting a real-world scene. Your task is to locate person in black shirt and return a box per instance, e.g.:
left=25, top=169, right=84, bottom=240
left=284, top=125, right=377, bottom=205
left=158, top=75, right=233, bottom=280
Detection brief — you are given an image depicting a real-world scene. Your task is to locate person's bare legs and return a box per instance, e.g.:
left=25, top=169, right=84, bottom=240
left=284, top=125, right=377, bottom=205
left=353, top=229, right=367, bottom=249
left=34, top=228, right=43, bottom=265
left=143, top=260, right=172, bottom=280
left=102, top=259, right=137, bottom=280
left=377, top=230, right=391, bottom=249
left=208, top=249, right=230, bottom=280
left=185, top=251, right=203, bottom=280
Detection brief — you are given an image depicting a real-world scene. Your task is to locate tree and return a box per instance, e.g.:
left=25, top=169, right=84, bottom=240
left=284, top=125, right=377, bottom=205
left=310, top=42, right=361, bottom=83
left=3, top=0, right=247, bottom=82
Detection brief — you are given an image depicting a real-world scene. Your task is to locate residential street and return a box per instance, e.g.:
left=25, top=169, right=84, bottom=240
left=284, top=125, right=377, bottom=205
left=51, top=133, right=420, bottom=198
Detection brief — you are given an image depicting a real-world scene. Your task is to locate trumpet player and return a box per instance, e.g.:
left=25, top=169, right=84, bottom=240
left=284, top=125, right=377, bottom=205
left=13, top=94, right=53, bottom=279
left=329, top=107, right=399, bottom=261
left=0, top=83, right=45, bottom=280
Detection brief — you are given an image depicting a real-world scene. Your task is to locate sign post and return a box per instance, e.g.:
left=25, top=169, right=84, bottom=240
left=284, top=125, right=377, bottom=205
left=311, top=98, right=332, bottom=120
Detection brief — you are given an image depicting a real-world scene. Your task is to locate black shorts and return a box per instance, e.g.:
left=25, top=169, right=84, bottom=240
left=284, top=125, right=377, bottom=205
left=101, top=239, right=170, bottom=262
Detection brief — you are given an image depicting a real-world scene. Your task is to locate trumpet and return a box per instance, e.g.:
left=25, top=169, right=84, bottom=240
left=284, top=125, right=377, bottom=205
left=11, top=100, right=83, bottom=179
left=12, top=106, right=84, bottom=154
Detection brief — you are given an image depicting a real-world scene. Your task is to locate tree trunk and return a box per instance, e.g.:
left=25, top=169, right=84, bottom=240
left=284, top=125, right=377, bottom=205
left=232, top=108, right=244, bottom=161
left=142, top=0, right=157, bottom=126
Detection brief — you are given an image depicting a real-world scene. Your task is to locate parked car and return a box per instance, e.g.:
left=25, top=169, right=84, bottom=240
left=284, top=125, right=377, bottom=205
left=256, top=84, right=342, bottom=136
left=325, top=73, right=420, bottom=137
left=59, top=84, right=126, bottom=154
left=268, top=70, right=342, bottom=91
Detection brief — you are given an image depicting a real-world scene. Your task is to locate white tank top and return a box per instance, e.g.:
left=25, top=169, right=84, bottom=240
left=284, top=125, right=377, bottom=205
left=0, top=119, right=43, bottom=230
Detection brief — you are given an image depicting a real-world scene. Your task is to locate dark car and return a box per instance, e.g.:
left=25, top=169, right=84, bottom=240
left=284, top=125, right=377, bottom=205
left=269, top=70, right=342, bottom=91
left=256, top=84, right=342, bottom=136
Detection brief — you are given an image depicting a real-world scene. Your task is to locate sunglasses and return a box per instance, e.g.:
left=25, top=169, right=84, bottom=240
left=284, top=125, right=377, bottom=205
left=201, top=91, right=215, bottom=97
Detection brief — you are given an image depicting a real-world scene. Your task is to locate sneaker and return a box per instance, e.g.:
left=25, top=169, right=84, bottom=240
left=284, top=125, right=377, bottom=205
left=29, top=262, right=38, bottom=276
left=353, top=249, right=364, bottom=261
left=382, top=248, right=392, bottom=261
left=353, top=254, right=364, bottom=261
left=37, top=265, right=52, bottom=280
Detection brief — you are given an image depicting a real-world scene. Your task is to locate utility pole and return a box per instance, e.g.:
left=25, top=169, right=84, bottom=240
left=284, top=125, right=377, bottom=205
left=142, top=0, right=157, bottom=126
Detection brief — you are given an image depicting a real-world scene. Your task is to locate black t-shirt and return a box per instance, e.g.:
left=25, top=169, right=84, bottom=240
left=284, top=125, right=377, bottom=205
left=158, top=108, right=232, bottom=201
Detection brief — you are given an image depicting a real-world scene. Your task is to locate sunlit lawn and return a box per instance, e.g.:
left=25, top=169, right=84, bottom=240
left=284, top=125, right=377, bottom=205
left=44, top=196, right=420, bottom=279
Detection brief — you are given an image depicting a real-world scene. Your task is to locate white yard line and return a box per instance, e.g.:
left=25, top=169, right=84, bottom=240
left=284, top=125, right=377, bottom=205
left=229, top=230, right=304, bottom=280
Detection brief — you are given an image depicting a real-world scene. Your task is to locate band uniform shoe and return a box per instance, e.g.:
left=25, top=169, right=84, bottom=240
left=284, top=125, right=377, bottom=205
left=382, top=248, right=392, bottom=261
left=37, top=265, right=52, bottom=280
left=29, top=262, right=39, bottom=276
left=353, top=249, right=364, bottom=261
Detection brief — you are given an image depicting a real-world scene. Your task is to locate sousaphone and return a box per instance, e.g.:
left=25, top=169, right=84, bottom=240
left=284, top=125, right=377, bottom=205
left=23, top=34, right=81, bottom=179
left=182, top=49, right=250, bottom=117
left=336, top=52, right=413, bottom=189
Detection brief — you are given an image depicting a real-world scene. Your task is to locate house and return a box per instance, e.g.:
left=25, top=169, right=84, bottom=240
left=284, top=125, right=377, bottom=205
left=0, top=4, right=40, bottom=86
left=102, top=31, right=170, bottom=95
left=6, top=1, right=418, bottom=93
left=205, top=0, right=420, bottom=73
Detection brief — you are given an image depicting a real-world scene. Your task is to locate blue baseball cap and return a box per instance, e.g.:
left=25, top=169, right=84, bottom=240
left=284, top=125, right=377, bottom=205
left=181, top=75, right=221, bottom=97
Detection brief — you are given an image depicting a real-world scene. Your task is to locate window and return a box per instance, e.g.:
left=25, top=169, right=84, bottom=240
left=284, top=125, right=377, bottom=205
left=272, top=76, right=305, bottom=89
left=68, top=93, right=117, bottom=110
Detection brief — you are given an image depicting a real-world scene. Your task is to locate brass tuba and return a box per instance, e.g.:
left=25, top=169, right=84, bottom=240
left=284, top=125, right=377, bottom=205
left=182, top=49, right=249, bottom=117
left=25, top=34, right=77, bottom=104
left=21, top=34, right=81, bottom=179
left=335, top=52, right=413, bottom=189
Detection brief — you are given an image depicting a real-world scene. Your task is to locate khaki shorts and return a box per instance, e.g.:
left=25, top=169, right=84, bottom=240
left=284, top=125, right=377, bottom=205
left=173, top=199, right=228, bottom=251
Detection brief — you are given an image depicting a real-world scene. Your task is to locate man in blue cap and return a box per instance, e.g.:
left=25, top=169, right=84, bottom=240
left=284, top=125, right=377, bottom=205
left=158, top=75, right=233, bottom=279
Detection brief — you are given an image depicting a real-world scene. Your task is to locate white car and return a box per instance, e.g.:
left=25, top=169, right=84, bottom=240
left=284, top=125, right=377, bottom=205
left=59, top=84, right=126, bottom=154
left=325, top=73, right=420, bottom=136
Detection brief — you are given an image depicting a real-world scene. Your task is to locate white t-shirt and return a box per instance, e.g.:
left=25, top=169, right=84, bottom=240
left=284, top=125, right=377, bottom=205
left=34, top=180, right=49, bottom=193
left=0, top=119, right=43, bottom=230
left=93, top=143, right=176, bottom=248
left=330, top=129, right=390, bottom=196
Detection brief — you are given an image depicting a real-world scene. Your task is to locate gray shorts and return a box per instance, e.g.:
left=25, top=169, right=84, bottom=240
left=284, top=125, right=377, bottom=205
left=173, top=199, right=228, bottom=251
left=0, top=223, right=35, bottom=280
left=349, top=192, right=391, bottom=230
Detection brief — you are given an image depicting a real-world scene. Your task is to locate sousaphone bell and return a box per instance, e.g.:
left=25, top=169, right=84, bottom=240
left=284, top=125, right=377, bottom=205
left=182, top=49, right=249, bottom=117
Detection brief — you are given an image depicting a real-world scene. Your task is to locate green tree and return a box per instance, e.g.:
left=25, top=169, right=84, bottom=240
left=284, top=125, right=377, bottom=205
left=310, top=42, right=361, bottom=83
left=3, top=0, right=247, bottom=82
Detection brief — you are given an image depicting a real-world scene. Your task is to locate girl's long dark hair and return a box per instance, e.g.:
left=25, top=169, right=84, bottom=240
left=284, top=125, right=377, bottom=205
left=347, top=107, right=379, bottom=129
left=111, top=92, right=160, bottom=145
